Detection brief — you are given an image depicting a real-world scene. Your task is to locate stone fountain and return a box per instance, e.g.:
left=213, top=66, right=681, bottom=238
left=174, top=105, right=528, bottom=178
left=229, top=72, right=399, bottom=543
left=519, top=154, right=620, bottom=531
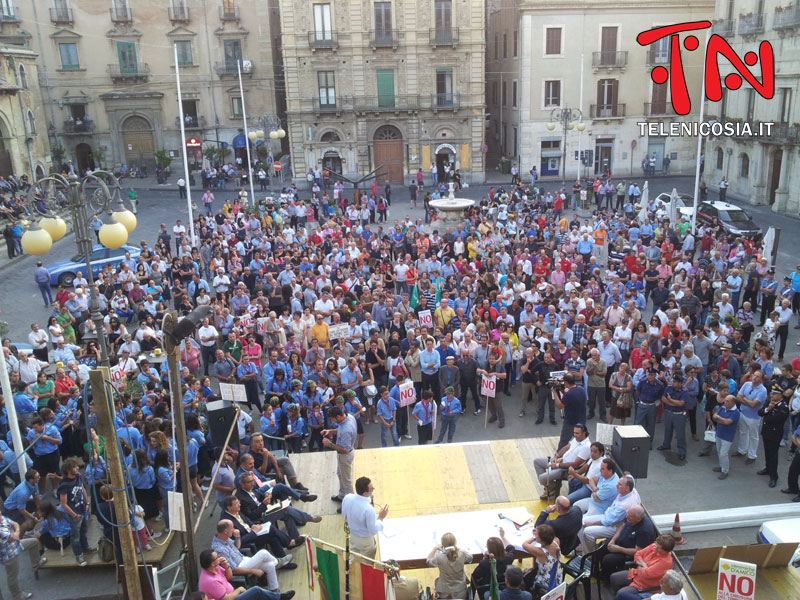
left=425, top=182, right=474, bottom=233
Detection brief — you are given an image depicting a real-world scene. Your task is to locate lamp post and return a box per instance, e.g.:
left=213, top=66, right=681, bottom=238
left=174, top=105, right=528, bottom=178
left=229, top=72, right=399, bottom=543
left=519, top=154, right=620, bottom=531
left=252, top=115, right=286, bottom=184
left=19, top=171, right=142, bottom=599
left=546, top=107, right=585, bottom=186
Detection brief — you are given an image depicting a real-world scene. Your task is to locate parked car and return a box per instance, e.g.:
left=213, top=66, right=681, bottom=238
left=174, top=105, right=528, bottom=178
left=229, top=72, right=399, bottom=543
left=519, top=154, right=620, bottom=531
left=654, top=192, right=694, bottom=211
left=46, top=243, right=141, bottom=287
left=758, top=517, right=800, bottom=567
left=693, top=200, right=762, bottom=238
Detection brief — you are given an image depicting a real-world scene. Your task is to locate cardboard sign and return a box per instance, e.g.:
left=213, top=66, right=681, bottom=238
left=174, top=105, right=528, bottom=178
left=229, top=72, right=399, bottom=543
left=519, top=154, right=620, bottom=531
left=328, top=323, right=350, bottom=340
left=256, top=317, right=268, bottom=335
left=109, top=364, right=127, bottom=392
left=481, top=374, right=497, bottom=398
left=542, top=582, right=566, bottom=600
left=717, top=558, right=756, bottom=600
left=580, top=190, right=587, bottom=200
left=239, top=314, right=253, bottom=330
left=398, top=380, right=416, bottom=407
left=167, top=490, right=186, bottom=532
left=418, top=309, right=433, bottom=328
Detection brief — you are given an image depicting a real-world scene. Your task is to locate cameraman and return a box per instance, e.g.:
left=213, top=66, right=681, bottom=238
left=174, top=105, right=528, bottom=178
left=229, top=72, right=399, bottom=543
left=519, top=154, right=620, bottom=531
left=554, top=373, right=587, bottom=451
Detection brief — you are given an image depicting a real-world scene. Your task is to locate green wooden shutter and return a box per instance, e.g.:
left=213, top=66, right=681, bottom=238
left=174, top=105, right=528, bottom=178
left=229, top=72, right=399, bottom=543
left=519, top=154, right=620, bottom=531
left=117, top=42, right=137, bottom=74
left=377, top=69, right=394, bottom=108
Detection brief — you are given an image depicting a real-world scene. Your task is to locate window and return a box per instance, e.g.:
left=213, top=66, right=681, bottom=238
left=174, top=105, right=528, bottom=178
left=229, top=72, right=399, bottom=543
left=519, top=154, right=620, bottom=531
left=512, top=80, right=517, bottom=107
left=58, top=43, right=80, bottom=70
left=502, top=80, right=507, bottom=106
left=374, top=2, right=391, bottom=40
left=182, top=100, right=199, bottom=126
left=719, top=88, right=727, bottom=120
left=544, top=80, right=561, bottom=107
left=502, top=122, right=507, bottom=154
left=600, top=26, right=618, bottom=65
left=746, top=88, right=755, bottom=121
left=649, top=36, right=670, bottom=64
left=318, top=71, right=336, bottom=107
left=223, top=39, right=242, bottom=69
left=436, top=68, right=453, bottom=106
left=503, top=33, right=507, bottom=58
left=650, top=81, right=667, bottom=114
left=512, top=126, right=518, bottom=156
left=492, top=81, right=498, bottom=105
left=740, top=153, right=750, bottom=178
left=116, top=41, right=137, bottom=74
left=231, top=96, right=243, bottom=118
left=545, top=27, right=561, bottom=55
left=313, top=3, right=332, bottom=40
left=596, top=79, right=619, bottom=116
left=222, top=0, right=236, bottom=17
left=434, top=0, right=452, bottom=34
left=715, top=147, right=724, bottom=170
left=377, top=69, right=395, bottom=108
left=780, top=88, right=792, bottom=123
left=494, top=34, right=498, bottom=60
left=513, top=30, right=518, bottom=57
left=27, top=110, right=35, bottom=135
left=320, top=131, right=340, bottom=142
left=18, top=65, right=26, bottom=89
left=175, top=40, right=193, bottom=66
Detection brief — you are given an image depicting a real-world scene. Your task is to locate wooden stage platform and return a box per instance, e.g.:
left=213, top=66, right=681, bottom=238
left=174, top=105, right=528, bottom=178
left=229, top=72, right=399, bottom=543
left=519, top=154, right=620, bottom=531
left=278, top=437, right=560, bottom=599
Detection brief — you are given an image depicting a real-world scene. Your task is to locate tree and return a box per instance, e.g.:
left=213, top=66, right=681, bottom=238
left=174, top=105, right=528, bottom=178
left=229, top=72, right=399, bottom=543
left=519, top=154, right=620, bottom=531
left=89, top=147, right=105, bottom=169
left=218, top=146, right=232, bottom=163
left=154, top=149, right=173, bottom=170
left=50, top=144, right=65, bottom=167
left=203, top=145, right=218, bottom=164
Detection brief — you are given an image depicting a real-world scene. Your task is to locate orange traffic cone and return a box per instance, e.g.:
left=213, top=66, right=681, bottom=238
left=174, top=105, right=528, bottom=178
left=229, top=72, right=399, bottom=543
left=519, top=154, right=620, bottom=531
left=671, top=513, right=686, bottom=545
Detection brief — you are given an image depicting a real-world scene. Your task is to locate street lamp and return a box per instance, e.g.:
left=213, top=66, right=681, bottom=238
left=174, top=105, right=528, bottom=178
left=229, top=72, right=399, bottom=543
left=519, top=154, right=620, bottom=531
left=546, top=106, right=585, bottom=186
left=18, top=170, right=142, bottom=598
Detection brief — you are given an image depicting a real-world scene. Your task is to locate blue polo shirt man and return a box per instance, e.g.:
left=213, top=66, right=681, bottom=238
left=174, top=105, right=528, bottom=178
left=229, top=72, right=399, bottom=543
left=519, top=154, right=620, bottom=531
left=375, top=388, right=399, bottom=448
left=658, top=374, right=689, bottom=460
left=635, top=370, right=665, bottom=445
left=436, top=387, right=462, bottom=444
left=735, top=373, right=767, bottom=461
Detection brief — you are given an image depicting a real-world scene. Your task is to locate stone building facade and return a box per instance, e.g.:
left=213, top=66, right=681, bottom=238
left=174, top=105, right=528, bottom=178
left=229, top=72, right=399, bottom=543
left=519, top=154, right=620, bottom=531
left=278, top=0, right=486, bottom=187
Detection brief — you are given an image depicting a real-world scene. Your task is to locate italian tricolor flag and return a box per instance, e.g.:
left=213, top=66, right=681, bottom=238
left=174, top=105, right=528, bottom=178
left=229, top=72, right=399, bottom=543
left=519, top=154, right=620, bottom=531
left=311, top=540, right=395, bottom=600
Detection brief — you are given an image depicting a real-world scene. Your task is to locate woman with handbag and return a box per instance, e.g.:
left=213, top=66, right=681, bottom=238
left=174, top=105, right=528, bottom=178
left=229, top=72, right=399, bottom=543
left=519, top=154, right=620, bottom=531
left=609, top=362, right=633, bottom=425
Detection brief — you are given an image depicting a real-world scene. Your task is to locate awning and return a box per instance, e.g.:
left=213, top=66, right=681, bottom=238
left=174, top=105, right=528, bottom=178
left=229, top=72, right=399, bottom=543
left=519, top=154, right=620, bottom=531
left=232, top=134, right=247, bottom=148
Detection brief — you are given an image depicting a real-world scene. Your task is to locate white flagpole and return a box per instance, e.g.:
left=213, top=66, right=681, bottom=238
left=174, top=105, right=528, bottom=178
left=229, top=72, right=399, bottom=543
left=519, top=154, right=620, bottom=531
left=174, top=43, right=197, bottom=247
left=691, top=30, right=710, bottom=236
left=237, top=60, right=257, bottom=208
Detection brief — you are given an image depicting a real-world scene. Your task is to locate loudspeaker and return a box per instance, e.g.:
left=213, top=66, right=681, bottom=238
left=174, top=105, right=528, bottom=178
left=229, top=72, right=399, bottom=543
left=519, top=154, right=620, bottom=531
left=207, top=399, right=239, bottom=449
left=612, top=425, right=649, bottom=479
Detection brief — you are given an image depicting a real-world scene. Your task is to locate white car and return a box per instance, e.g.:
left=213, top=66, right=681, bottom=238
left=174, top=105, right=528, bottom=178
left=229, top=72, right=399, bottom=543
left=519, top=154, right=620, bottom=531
left=758, top=517, right=800, bottom=566
left=650, top=192, right=695, bottom=221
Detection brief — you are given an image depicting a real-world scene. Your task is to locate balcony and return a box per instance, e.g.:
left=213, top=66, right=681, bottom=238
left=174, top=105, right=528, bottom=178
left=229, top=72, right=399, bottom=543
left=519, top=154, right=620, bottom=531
left=110, top=6, right=132, bottom=23
left=312, top=96, right=353, bottom=115
left=430, top=92, right=461, bottom=111
left=214, top=60, right=253, bottom=77
left=49, top=7, right=74, bottom=24
left=590, top=104, right=626, bottom=119
left=63, top=120, right=94, bottom=135
left=712, top=19, right=735, bottom=36
left=774, top=5, right=800, bottom=29
left=369, top=29, right=400, bottom=49
left=168, top=5, right=190, bottom=22
left=738, top=13, right=765, bottom=35
left=768, top=123, right=800, bottom=143
left=429, top=28, right=459, bottom=47
left=308, top=31, right=338, bottom=50
left=644, top=102, right=676, bottom=117
left=175, top=115, right=206, bottom=129
left=108, top=63, right=149, bottom=81
left=354, top=94, right=420, bottom=113
left=592, top=51, right=628, bottom=69
left=0, top=4, right=18, bottom=22
left=646, top=50, right=670, bottom=66
left=219, top=5, right=239, bottom=20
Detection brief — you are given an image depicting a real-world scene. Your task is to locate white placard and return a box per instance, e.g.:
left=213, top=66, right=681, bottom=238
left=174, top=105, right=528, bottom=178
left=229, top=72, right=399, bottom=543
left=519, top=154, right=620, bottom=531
left=595, top=423, right=616, bottom=447
left=167, top=490, right=186, bottom=532
left=398, top=381, right=416, bottom=407
left=109, top=364, right=127, bottom=392
left=239, top=314, right=253, bottom=330
left=717, top=558, right=756, bottom=600
left=418, top=310, right=433, bottom=328
left=481, top=374, right=496, bottom=398
left=256, top=317, right=268, bottom=335
left=328, top=323, right=350, bottom=340
left=542, top=582, right=567, bottom=600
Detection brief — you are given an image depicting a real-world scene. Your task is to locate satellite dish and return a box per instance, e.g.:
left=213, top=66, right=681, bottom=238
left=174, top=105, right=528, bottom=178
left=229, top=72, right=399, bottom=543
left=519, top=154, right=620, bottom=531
left=242, top=60, right=253, bottom=73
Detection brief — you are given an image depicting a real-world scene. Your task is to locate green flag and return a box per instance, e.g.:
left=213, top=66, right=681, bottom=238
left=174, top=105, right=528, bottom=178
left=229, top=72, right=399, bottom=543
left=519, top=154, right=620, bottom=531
left=316, top=546, right=341, bottom=600
left=488, top=556, right=500, bottom=600
left=410, top=283, right=419, bottom=309
left=435, top=281, right=442, bottom=305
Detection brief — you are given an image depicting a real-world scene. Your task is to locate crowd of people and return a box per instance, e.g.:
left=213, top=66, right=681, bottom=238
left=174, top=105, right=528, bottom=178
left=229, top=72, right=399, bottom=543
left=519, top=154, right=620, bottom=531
left=1, top=167, right=799, bottom=599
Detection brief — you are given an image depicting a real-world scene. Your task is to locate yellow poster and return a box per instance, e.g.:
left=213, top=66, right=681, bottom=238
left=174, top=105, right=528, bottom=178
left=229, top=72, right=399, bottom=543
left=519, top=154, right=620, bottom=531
left=460, top=144, right=470, bottom=170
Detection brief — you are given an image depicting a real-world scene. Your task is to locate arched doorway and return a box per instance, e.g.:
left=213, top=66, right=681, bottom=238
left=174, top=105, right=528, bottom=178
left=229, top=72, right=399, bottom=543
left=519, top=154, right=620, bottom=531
left=768, top=150, right=782, bottom=205
left=75, top=142, right=93, bottom=174
left=373, top=124, right=403, bottom=184
left=121, top=115, right=155, bottom=169
left=34, top=165, right=45, bottom=181
left=0, top=121, right=12, bottom=177
left=435, top=143, right=457, bottom=185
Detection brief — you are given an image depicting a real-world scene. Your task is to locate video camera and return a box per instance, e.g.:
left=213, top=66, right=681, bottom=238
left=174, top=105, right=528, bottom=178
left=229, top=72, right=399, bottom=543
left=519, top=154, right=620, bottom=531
left=546, top=370, right=567, bottom=390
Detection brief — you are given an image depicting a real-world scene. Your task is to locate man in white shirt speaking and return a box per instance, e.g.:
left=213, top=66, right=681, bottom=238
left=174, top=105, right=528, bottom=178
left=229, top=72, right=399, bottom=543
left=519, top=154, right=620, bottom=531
left=340, top=476, right=389, bottom=559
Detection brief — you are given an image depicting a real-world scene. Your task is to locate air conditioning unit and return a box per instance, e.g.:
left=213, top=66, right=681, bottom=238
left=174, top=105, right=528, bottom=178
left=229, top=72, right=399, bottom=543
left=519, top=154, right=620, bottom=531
left=241, top=60, right=253, bottom=73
